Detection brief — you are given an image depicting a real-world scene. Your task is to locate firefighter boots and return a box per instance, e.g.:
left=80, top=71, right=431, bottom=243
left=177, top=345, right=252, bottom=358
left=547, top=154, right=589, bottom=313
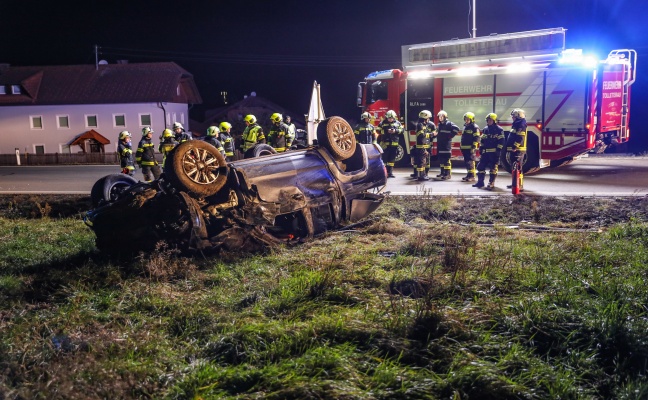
left=410, top=168, right=417, bottom=178
left=485, top=174, right=496, bottom=190
left=472, top=173, right=485, bottom=188
left=417, top=170, right=429, bottom=181
left=387, top=166, right=395, bottom=178
left=440, top=170, right=451, bottom=180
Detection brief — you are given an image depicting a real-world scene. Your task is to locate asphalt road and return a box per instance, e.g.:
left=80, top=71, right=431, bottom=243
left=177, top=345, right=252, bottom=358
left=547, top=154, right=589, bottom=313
left=0, top=155, right=647, bottom=196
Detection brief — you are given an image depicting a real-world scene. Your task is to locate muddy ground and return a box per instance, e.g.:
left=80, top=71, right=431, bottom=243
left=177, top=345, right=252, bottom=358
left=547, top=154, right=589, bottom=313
left=1, top=194, right=647, bottom=229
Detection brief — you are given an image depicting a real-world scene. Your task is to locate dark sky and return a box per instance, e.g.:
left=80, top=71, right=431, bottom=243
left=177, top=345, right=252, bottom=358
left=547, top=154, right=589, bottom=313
left=2, top=0, right=646, bottom=148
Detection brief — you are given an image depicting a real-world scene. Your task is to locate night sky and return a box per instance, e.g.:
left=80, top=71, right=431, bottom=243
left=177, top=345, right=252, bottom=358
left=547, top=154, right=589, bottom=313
left=3, top=0, right=647, bottom=150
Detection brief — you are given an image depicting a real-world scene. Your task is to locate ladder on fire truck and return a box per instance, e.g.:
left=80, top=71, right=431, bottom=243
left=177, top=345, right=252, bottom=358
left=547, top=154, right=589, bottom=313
left=608, top=49, right=637, bottom=142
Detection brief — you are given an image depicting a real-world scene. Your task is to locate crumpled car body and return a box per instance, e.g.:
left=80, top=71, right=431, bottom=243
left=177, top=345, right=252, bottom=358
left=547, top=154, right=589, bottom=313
left=84, top=117, right=387, bottom=253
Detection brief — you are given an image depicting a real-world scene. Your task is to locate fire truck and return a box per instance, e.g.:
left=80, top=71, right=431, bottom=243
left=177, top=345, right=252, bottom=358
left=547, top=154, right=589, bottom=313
left=357, top=28, right=636, bottom=173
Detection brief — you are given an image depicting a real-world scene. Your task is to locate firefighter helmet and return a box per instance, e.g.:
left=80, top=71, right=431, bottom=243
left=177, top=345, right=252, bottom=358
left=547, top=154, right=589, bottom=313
left=270, top=113, right=283, bottom=123
left=119, top=130, right=131, bottom=140
left=418, top=110, right=432, bottom=119
left=244, top=114, right=257, bottom=124
left=485, top=113, right=498, bottom=122
left=385, top=110, right=397, bottom=119
left=206, top=126, right=218, bottom=136
left=142, top=126, right=153, bottom=136
left=437, top=110, right=448, bottom=121
left=172, top=122, right=184, bottom=131
left=162, top=128, right=174, bottom=138
left=361, top=112, right=371, bottom=120
left=219, top=122, right=232, bottom=132
left=463, top=112, right=475, bottom=123
left=511, top=109, right=526, bottom=119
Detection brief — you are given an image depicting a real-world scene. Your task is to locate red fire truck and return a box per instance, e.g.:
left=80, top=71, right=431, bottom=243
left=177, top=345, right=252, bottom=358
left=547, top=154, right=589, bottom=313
left=357, top=28, right=636, bottom=173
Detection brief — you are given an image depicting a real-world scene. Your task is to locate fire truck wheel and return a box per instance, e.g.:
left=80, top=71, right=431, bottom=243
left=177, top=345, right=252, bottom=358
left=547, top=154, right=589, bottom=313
left=91, top=174, right=138, bottom=207
left=164, top=140, right=229, bottom=198
left=317, top=116, right=357, bottom=161
left=244, top=144, right=277, bottom=158
left=501, top=134, right=540, bottom=174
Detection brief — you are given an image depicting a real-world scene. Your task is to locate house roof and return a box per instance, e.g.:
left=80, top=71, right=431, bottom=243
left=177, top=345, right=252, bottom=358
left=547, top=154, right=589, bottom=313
left=69, top=129, right=111, bottom=146
left=203, top=94, right=305, bottom=128
left=0, top=62, right=202, bottom=106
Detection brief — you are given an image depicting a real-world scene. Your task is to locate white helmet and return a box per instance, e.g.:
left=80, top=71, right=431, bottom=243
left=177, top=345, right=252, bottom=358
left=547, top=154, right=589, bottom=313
left=172, top=122, right=184, bottom=131
left=437, top=110, right=448, bottom=121
left=511, top=109, right=526, bottom=119
left=418, top=110, right=432, bottom=119
left=385, top=110, right=397, bottom=119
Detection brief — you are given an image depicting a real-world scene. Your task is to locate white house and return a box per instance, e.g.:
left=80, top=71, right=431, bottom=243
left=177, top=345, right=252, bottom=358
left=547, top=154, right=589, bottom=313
left=0, top=62, right=202, bottom=155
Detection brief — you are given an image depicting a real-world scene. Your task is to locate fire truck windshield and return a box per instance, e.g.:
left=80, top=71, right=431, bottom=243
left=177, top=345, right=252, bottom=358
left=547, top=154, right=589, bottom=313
left=367, top=80, right=388, bottom=105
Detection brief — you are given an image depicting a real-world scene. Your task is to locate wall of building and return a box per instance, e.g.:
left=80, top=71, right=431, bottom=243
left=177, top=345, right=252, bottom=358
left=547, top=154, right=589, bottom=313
left=0, top=102, right=189, bottom=154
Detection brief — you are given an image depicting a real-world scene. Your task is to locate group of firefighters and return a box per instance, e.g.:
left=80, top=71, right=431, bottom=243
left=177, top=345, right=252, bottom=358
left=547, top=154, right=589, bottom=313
left=354, top=108, right=528, bottom=191
left=116, top=114, right=297, bottom=182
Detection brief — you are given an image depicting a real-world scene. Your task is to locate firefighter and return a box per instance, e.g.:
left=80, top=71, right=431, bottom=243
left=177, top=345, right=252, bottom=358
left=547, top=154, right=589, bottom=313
left=173, top=122, right=192, bottom=143
left=136, top=126, right=162, bottom=182
left=414, top=110, right=435, bottom=181
left=204, top=126, right=226, bottom=158
left=267, top=113, right=290, bottom=152
left=473, top=113, right=504, bottom=190
left=460, top=112, right=481, bottom=182
left=240, top=114, right=266, bottom=153
left=285, top=115, right=296, bottom=149
left=354, top=112, right=376, bottom=145
left=506, top=108, right=528, bottom=191
left=378, top=110, right=403, bottom=178
left=158, top=128, right=178, bottom=166
left=117, top=130, right=135, bottom=176
left=434, top=110, right=460, bottom=180
left=218, top=122, right=235, bottom=161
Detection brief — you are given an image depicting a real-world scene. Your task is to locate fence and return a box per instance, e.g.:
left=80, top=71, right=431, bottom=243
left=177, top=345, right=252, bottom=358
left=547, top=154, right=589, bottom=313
left=0, top=152, right=120, bottom=166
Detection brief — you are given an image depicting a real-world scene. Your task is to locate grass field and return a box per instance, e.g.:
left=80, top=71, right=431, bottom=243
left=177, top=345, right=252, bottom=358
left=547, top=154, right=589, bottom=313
left=1, top=194, right=648, bottom=399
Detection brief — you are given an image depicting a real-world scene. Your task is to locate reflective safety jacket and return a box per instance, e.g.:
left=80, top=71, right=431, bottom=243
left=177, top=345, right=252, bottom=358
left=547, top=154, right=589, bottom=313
left=136, top=137, right=158, bottom=166
left=354, top=121, right=376, bottom=144
left=378, top=119, right=403, bottom=147
left=286, top=123, right=296, bottom=147
left=118, top=141, right=135, bottom=171
left=506, top=118, right=528, bottom=152
left=268, top=122, right=290, bottom=152
left=416, top=120, right=436, bottom=148
left=158, top=137, right=178, bottom=165
left=435, top=120, right=460, bottom=152
left=241, top=123, right=266, bottom=152
left=460, top=122, right=481, bottom=151
left=204, top=136, right=226, bottom=157
left=175, top=131, right=192, bottom=144
left=219, top=132, right=235, bottom=157
left=480, top=124, right=505, bottom=157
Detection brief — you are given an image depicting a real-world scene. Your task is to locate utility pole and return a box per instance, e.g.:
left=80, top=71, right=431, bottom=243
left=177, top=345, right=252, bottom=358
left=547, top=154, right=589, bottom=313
left=94, top=45, right=99, bottom=70
left=472, top=0, right=477, bottom=38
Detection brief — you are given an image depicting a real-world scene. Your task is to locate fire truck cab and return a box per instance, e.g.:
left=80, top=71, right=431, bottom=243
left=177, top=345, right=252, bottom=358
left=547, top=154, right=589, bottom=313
left=357, top=27, right=636, bottom=173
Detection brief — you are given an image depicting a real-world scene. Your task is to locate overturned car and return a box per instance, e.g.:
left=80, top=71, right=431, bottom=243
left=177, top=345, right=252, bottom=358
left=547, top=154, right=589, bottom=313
left=84, top=117, right=388, bottom=253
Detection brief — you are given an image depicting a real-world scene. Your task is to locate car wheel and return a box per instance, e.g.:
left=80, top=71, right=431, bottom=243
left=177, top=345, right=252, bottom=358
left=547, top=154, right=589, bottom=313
left=164, top=140, right=229, bottom=198
left=90, top=174, right=138, bottom=207
left=244, top=144, right=277, bottom=158
left=317, top=116, right=357, bottom=161
left=501, top=133, right=540, bottom=174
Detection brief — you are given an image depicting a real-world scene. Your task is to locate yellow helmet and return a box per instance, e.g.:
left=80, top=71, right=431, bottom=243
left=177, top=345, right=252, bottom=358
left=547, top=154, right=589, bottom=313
left=385, top=110, right=397, bottom=119
left=119, top=130, right=131, bottom=140
left=437, top=110, right=448, bottom=120
left=418, top=110, right=432, bottom=119
left=361, top=112, right=371, bottom=120
left=206, top=126, right=218, bottom=136
left=485, top=113, right=498, bottom=122
left=511, top=109, right=526, bottom=119
left=244, top=114, right=257, bottom=124
left=219, top=122, right=232, bottom=132
left=463, top=112, right=475, bottom=123
left=270, top=113, right=283, bottom=123
left=162, top=128, right=174, bottom=138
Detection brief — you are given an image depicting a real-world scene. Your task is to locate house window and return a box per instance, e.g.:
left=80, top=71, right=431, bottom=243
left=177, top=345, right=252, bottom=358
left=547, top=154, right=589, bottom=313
left=34, top=145, right=45, bottom=155
left=114, top=114, right=126, bottom=127
left=30, top=116, right=43, bottom=129
left=140, top=114, right=151, bottom=126
left=86, top=115, right=98, bottom=128
left=59, top=144, right=71, bottom=154
left=0, top=86, right=5, bottom=95
left=12, top=85, right=21, bottom=94
left=57, top=115, right=70, bottom=129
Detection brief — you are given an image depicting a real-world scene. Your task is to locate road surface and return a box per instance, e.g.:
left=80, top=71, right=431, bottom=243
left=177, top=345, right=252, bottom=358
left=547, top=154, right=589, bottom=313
left=0, top=155, right=647, bottom=196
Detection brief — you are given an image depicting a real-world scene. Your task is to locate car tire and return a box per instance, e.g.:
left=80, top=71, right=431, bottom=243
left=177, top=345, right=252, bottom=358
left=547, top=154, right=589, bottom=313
left=164, top=140, right=229, bottom=198
left=244, top=144, right=277, bottom=158
left=501, top=133, right=540, bottom=174
left=90, top=174, right=138, bottom=207
left=317, top=116, right=357, bottom=161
